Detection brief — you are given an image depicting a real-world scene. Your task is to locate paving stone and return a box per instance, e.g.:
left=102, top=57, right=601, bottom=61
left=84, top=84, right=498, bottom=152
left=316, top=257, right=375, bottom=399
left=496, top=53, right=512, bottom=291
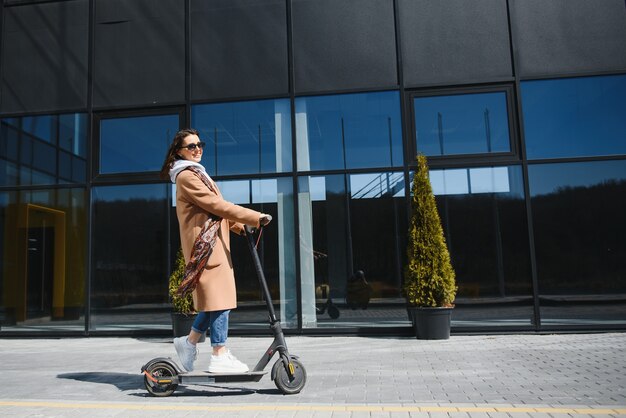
left=0, top=333, right=625, bottom=417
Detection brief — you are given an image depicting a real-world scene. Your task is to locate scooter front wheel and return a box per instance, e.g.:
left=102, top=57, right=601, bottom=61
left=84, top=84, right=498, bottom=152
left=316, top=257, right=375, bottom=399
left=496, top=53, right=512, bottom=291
left=273, top=357, right=307, bottom=394
left=144, top=361, right=178, bottom=397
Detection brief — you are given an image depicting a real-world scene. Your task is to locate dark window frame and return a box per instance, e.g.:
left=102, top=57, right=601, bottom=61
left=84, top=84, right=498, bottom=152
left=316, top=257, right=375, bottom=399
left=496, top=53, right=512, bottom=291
left=91, top=106, right=185, bottom=184
left=406, top=84, right=520, bottom=169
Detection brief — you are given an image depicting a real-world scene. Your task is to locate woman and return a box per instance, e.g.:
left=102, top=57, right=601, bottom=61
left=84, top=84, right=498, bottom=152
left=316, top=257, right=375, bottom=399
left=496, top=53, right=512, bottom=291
left=160, top=128, right=271, bottom=373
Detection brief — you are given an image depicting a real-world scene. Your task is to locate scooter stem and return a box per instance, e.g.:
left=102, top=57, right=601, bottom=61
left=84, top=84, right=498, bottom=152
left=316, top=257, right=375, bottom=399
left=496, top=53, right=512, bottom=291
left=244, top=225, right=279, bottom=324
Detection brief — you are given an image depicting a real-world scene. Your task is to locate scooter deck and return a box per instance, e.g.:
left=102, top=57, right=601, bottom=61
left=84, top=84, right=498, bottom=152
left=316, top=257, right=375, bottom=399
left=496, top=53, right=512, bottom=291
left=179, top=370, right=267, bottom=384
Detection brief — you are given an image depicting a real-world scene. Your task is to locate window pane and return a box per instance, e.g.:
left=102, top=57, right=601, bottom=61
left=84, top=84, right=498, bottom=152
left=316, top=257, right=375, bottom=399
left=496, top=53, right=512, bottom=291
left=414, top=92, right=511, bottom=156
left=522, top=74, right=626, bottom=159
left=214, top=177, right=296, bottom=328
left=91, top=184, right=169, bottom=331
left=0, top=114, right=87, bottom=186
left=192, top=99, right=292, bottom=176
left=422, top=165, right=533, bottom=327
left=59, top=114, right=87, bottom=158
left=298, top=172, right=408, bottom=328
left=295, top=91, right=403, bottom=171
left=430, top=166, right=513, bottom=196
left=528, top=160, right=626, bottom=326
left=0, top=188, right=87, bottom=332
left=21, top=115, right=55, bottom=143
left=99, top=114, right=179, bottom=174
left=348, top=172, right=407, bottom=303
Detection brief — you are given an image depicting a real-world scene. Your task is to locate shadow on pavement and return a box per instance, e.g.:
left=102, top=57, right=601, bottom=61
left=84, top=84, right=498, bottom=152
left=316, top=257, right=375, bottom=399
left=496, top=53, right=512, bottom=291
left=58, top=372, right=283, bottom=397
left=58, top=372, right=142, bottom=391
left=128, top=385, right=281, bottom=397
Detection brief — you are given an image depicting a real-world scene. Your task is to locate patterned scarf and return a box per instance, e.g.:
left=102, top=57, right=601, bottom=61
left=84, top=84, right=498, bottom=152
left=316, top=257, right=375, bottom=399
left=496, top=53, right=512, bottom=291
left=176, top=166, right=223, bottom=298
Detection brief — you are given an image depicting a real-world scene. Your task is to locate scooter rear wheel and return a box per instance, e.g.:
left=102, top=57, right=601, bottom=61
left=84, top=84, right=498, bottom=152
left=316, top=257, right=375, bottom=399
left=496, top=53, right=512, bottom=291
left=273, top=357, right=307, bottom=394
left=144, top=361, right=178, bottom=397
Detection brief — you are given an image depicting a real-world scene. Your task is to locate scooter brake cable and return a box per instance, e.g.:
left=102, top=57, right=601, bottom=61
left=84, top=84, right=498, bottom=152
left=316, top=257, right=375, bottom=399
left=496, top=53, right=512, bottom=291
left=255, top=226, right=264, bottom=249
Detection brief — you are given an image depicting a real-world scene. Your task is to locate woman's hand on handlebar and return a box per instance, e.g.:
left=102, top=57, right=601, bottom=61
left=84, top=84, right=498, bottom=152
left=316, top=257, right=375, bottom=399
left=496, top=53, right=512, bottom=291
left=260, top=213, right=272, bottom=226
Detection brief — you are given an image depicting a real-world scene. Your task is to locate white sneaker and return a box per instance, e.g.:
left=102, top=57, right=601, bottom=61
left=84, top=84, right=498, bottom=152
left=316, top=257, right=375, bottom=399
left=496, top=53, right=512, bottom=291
left=173, top=336, right=198, bottom=372
left=208, top=350, right=249, bottom=373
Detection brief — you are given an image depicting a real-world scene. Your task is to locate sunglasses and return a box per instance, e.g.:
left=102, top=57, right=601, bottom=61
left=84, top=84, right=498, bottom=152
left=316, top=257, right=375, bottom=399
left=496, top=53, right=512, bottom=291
left=179, top=141, right=206, bottom=151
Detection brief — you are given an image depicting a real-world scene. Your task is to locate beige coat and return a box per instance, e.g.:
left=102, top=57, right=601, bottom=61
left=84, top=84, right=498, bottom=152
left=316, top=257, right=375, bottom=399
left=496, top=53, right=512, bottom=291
left=175, top=170, right=261, bottom=312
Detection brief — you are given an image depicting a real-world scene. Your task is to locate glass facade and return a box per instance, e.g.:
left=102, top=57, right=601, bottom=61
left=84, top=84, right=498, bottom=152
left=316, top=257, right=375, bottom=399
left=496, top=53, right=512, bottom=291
left=298, top=172, right=407, bottom=328
left=1, top=114, right=87, bottom=186
left=414, top=91, right=511, bottom=157
left=521, top=75, right=626, bottom=328
left=99, top=114, right=180, bottom=174
left=0, top=187, right=87, bottom=331
left=1, top=1, right=625, bottom=335
left=528, top=160, right=626, bottom=325
left=295, top=91, right=403, bottom=171
left=1, top=114, right=88, bottom=332
left=217, top=177, right=297, bottom=328
left=428, top=166, right=534, bottom=327
left=192, top=99, right=292, bottom=176
left=90, top=184, right=170, bottom=331
left=521, top=74, right=626, bottom=160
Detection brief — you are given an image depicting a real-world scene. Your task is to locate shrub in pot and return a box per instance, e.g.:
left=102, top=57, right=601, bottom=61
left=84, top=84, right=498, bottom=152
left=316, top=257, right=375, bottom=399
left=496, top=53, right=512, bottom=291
left=404, top=154, right=457, bottom=339
left=169, top=248, right=205, bottom=341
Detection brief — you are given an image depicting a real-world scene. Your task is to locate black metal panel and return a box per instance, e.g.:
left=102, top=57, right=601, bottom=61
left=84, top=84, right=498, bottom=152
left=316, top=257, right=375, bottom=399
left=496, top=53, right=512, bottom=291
left=0, top=7, right=3, bottom=95
left=398, top=0, right=512, bottom=88
left=93, top=0, right=185, bottom=108
left=292, top=0, right=398, bottom=93
left=1, top=0, right=89, bottom=114
left=510, top=0, right=626, bottom=77
left=190, top=0, right=288, bottom=101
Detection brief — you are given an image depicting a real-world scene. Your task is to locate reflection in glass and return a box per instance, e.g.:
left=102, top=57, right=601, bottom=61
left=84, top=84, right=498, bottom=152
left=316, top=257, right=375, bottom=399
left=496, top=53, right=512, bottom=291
left=217, top=177, right=296, bottom=328
left=414, top=92, right=511, bottom=156
left=295, top=91, right=403, bottom=171
left=522, top=74, right=626, bottom=159
left=430, top=166, right=511, bottom=196
left=91, top=184, right=169, bottom=331
left=529, top=161, right=626, bottom=290
left=192, top=99, right=292, bottom=176
left=348, top=172, right=407, bottom=301
left=59, top=114, right=87, bottom=157
left=422, top=165, right=533, bottom=326
left=298, top=172, right=408, bottom=328
left=21, top=115, right=55, bottom=143
left=0, top=188, right=86, bottom=332
left=99, top=114, right=179, bottom=174
left=529, top=160, right=626, bottom=325
left=0, top=114, right=87, bottom=186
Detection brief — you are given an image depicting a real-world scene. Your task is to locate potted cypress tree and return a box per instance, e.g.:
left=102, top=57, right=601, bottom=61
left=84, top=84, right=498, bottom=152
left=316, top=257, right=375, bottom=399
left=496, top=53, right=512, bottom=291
left=169, top=248, right=205, bottom=341
left=404, top=154, right=457, bottom=340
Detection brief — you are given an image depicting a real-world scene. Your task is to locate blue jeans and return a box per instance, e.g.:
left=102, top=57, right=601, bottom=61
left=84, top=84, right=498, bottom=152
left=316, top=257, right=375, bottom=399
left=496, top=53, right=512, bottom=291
left=191, top=310, right=230, bottom=347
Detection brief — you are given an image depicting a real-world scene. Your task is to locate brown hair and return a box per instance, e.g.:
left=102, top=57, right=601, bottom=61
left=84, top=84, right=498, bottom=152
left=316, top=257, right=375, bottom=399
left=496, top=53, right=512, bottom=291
left=159, top=128, right=200, bottom=180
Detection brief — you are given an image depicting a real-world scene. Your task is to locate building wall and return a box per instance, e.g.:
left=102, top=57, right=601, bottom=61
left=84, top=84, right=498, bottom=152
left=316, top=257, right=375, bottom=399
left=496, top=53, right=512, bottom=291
left=0, top=0, right=625, bottom=335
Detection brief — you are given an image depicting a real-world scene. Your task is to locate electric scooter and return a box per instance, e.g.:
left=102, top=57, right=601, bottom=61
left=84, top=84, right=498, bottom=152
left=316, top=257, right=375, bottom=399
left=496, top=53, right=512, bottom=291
left=141, top=224, right=307, bottom=397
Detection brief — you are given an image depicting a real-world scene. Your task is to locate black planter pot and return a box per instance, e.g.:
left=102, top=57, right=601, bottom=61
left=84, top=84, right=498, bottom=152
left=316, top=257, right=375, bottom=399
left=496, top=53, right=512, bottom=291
left=171, top=312, right=206, bottom=342
left=410, top=307, right=453, bottom=340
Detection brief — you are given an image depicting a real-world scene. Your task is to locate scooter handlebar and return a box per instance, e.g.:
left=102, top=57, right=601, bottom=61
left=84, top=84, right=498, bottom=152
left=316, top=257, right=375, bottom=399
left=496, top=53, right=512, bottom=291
left=245, top=215, right=272, bottom=235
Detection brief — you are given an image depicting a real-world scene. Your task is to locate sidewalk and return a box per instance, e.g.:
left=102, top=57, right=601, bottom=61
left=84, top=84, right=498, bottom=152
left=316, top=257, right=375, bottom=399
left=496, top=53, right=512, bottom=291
left=1, top=333, right=625, bottom=417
